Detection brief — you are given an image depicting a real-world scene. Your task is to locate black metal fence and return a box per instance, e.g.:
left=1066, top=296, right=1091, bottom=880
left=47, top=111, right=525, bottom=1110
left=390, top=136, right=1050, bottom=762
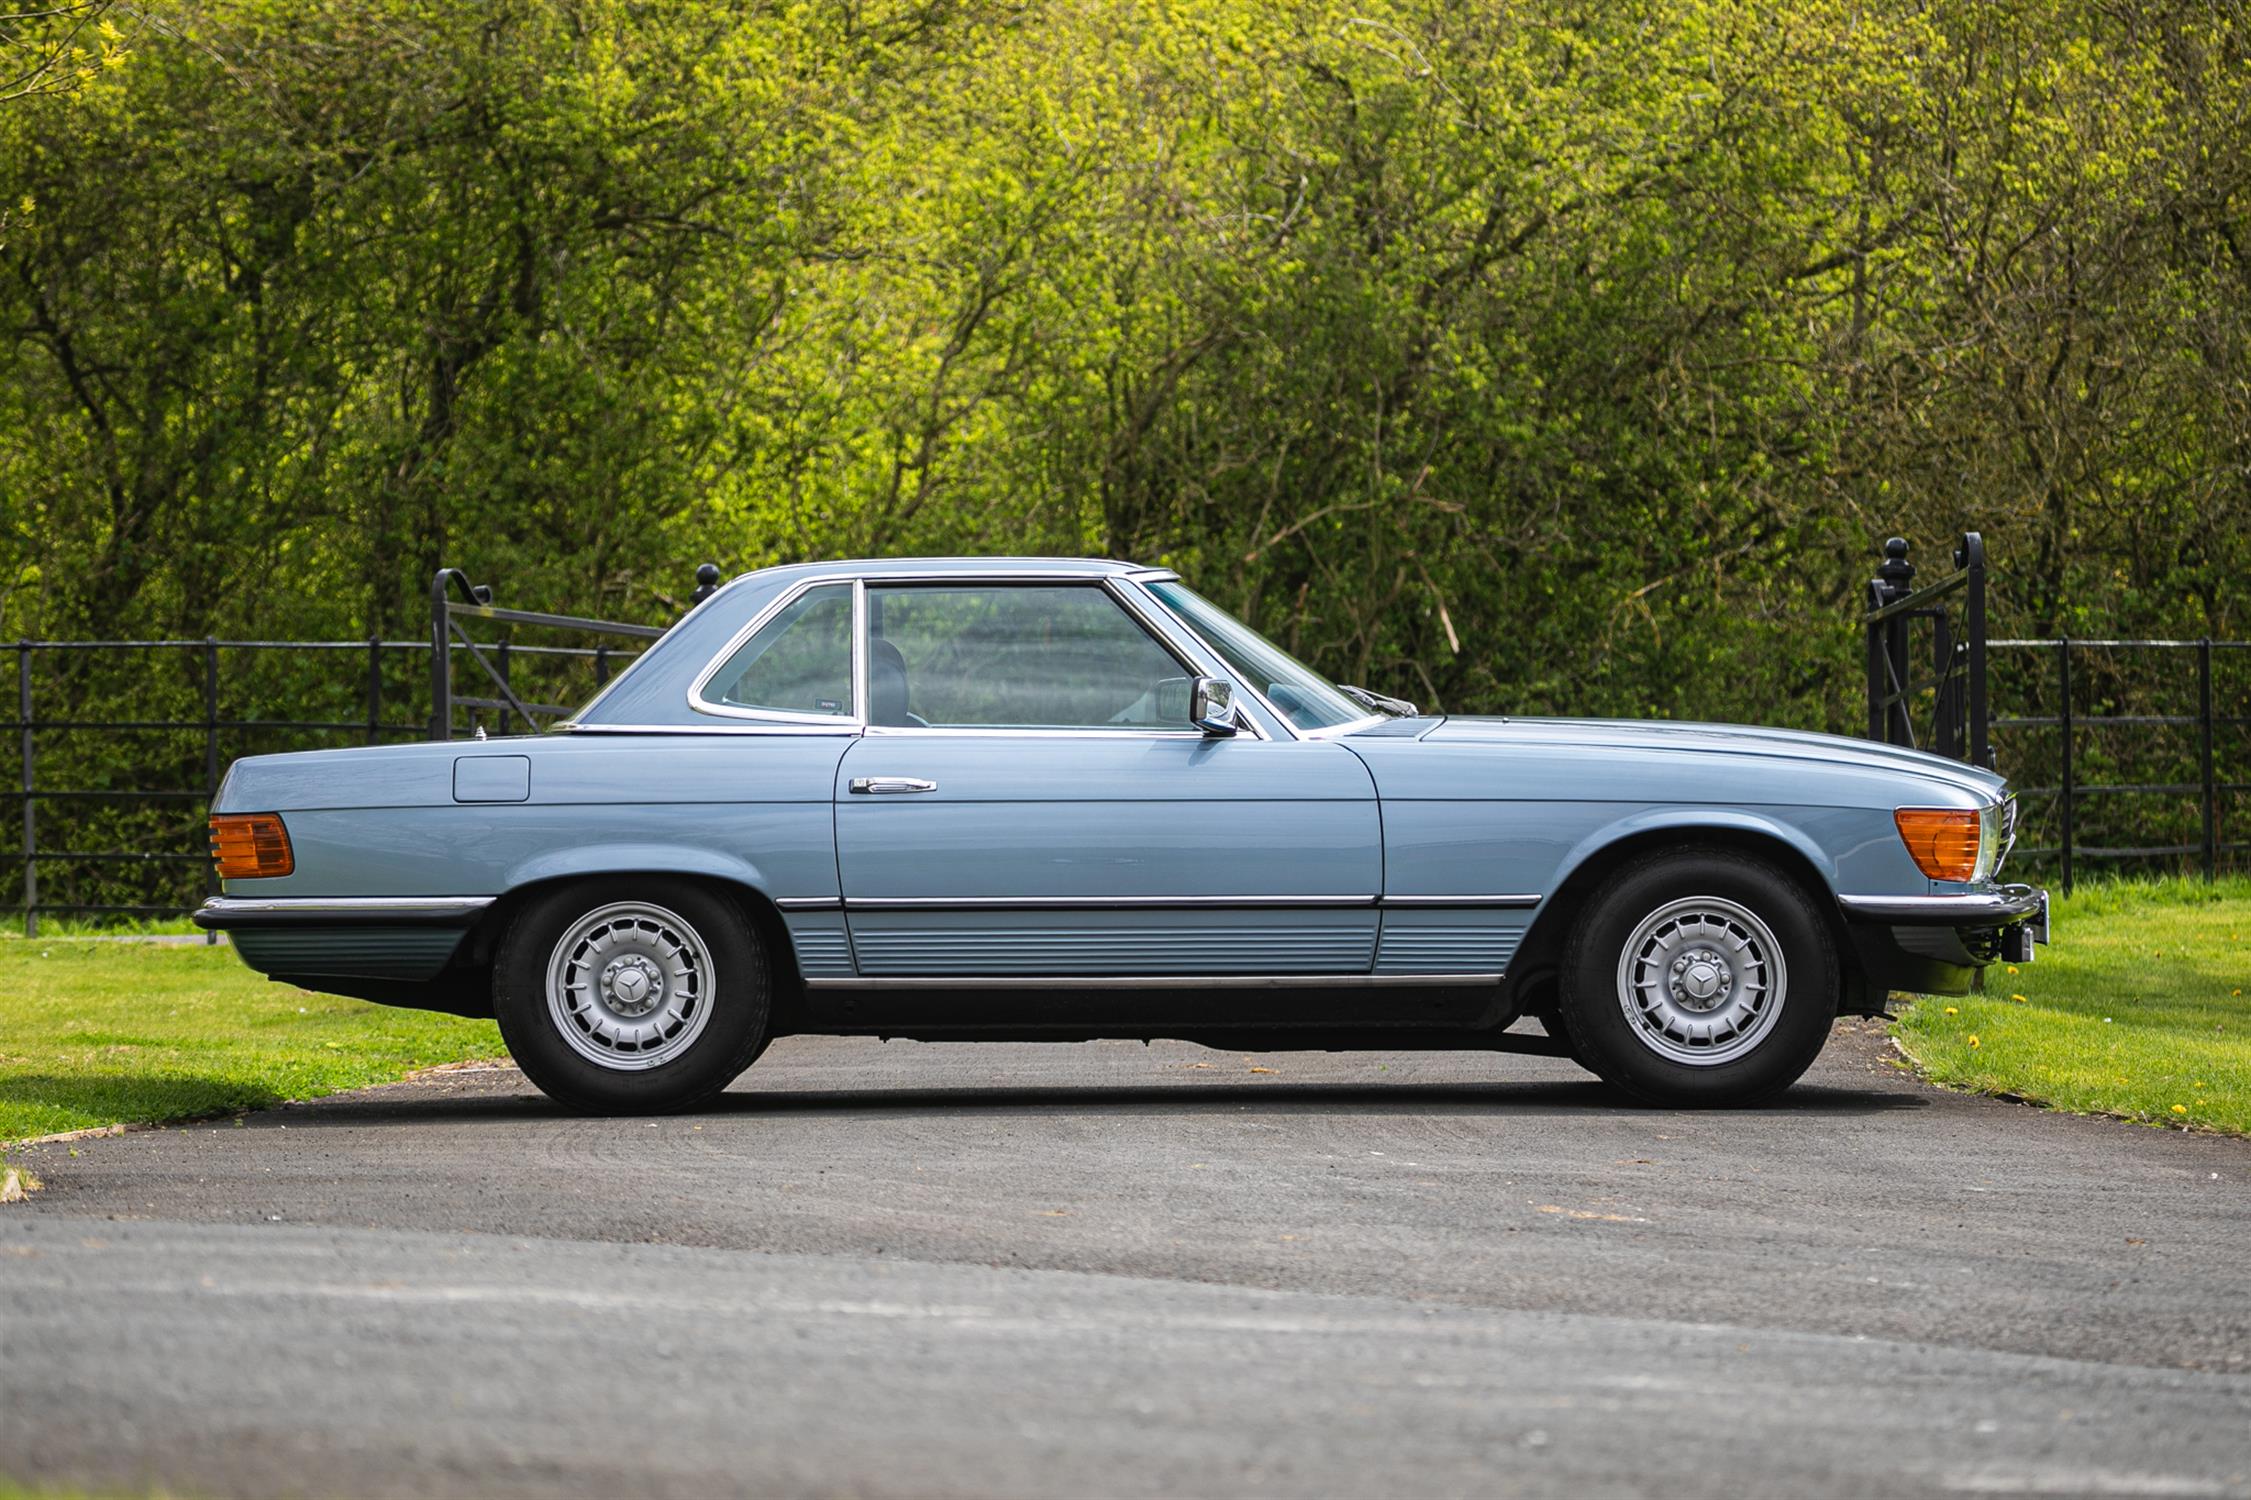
left=1864, top=536, right=2249, bottom=890
left=1988, top=638, right=2250, bottom=890
left=3, top=567, right=690, bottom=935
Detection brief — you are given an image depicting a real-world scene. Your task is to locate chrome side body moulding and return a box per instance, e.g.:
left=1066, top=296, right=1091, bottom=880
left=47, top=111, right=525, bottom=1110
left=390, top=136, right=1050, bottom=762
left=193, top=895, right=497, bottom=928
left=828, top=894, right=1541, bottom=912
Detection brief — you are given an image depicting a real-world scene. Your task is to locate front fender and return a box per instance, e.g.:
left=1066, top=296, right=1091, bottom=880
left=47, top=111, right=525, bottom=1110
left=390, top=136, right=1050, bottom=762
left=1549, top=806, right=1847, bottom=896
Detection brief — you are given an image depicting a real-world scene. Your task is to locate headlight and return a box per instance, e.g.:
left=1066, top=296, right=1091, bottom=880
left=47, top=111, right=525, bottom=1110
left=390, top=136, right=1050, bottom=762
left=1974, top=800, right=2013, bottom=882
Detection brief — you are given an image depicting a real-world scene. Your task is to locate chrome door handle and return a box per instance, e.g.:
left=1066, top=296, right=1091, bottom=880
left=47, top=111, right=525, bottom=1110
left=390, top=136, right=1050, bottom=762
left=849, top=777, right=938, bottom=795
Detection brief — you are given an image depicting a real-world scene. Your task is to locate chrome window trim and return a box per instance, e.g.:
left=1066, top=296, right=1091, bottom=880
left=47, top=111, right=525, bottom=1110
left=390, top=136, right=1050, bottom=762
left=686, top=576, right=867, bottom=727
left=849, top=576, right=869, bottom=737
left=805, top=972, right=1502, bottom=991
left=1124, top=580, right=1387, bottom=742
left=671, top=567, right=1314, bottom=742
left=560, top=722, right=861, bottom=737
left=1101, top=578, right=1270, bottom=740
left=847, top=575, right=1266, bottom=741
left=861, top=725, right=1215, bottom=740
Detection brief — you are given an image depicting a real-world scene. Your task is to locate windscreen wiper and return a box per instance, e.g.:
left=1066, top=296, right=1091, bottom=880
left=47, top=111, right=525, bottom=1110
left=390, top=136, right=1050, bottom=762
left=1338, top=684, right=1420, bottom=717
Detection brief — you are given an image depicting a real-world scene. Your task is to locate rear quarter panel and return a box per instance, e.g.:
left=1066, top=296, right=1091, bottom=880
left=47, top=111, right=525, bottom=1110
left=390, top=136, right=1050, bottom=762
left=214, top=734, right=849, bottom=902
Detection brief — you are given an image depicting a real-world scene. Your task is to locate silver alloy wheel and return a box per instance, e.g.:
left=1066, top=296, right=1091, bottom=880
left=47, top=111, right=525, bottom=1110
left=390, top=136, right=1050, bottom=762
left=1613, top=895, right=1788, bottom=1067
left=544, top=900, right=715, bottom=1071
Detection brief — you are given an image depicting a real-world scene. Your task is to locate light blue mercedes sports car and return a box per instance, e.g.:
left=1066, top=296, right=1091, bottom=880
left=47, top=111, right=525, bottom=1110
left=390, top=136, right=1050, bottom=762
left=196, top=557, right=2048, bottom=1112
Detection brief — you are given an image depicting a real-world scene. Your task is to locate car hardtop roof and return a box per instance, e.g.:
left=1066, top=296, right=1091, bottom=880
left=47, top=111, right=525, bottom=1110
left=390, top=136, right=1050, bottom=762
left=729, top=556, right=1167, bottom=587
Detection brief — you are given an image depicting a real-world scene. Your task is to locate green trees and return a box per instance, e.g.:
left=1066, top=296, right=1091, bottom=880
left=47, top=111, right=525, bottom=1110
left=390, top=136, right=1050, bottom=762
left=2, top=0, right=2245, bottom=729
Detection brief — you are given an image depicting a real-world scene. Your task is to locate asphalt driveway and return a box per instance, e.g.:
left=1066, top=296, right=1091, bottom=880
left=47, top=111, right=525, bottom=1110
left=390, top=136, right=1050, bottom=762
left=4, top=1020, right=2248, bottom=1497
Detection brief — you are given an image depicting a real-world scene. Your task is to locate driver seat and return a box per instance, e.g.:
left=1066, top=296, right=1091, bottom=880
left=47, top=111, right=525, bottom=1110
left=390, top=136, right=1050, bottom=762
left=869, top=636, right=912, bottom=726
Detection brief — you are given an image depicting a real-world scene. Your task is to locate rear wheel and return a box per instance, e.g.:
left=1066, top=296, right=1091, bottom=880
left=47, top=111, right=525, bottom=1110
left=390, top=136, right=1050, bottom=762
left=494, top=878, right=771, bottom=1114
left=1556, top=849, right=1837, bottom=1106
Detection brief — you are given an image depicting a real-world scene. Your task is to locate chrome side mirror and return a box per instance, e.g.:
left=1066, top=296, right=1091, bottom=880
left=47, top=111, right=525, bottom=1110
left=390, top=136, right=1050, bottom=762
left=1190, top=677, right=1239, bottom=737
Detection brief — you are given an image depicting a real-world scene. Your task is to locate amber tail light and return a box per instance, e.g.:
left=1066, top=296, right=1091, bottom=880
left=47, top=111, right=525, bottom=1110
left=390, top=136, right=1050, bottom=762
left=209, top=813, right=294, bottom=879
left=1894, top=808, right=1981, bottom=882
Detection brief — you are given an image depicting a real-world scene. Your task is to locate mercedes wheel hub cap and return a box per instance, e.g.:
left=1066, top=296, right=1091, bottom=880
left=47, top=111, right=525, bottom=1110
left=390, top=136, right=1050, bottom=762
left=601, top=955, right=664, bottom=1017
left=1670, top=947, right=1731, bottom=1011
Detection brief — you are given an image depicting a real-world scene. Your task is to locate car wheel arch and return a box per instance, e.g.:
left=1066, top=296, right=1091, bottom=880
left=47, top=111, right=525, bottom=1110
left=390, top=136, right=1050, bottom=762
left=459, top=870, right=805, bottom=1016
left=1502, top=819, right=1861, bottom=1021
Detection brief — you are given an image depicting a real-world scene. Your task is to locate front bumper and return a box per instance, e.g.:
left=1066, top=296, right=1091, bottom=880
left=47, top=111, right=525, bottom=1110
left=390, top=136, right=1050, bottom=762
left=1838, top=884, right=2049, bottom=995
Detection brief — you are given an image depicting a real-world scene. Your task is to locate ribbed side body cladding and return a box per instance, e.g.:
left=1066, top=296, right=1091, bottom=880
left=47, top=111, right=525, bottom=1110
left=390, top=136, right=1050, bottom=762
left=847, top=920, right=1377, bottom=977
left=786, top=922, right=855, bottom=979
left=231, top=926, right=466, bottom=981
left=1374, top=919, right=1526, bottom=975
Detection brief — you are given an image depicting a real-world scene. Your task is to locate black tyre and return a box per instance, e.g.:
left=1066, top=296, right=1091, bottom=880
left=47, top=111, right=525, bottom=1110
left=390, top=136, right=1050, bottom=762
left=1556, top=848, right=1837, bottom=1106
left=493, top=877, right=771, bottom=1114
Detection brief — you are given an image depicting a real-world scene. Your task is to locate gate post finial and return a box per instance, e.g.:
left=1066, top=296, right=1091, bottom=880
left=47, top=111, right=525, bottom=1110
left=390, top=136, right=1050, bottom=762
left=691, top=563, right=721, bottom=606
left=1877, top=537, right=1915, bottom=605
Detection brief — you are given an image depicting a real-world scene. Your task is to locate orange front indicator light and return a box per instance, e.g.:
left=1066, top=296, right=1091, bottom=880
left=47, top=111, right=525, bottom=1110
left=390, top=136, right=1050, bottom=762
left=1894, top=807, right=1981, bottom=882
left=209, top=813, right=294, bottom=879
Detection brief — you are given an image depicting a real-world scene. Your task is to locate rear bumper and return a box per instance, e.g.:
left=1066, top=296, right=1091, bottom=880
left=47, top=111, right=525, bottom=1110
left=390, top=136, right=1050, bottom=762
left=1838, top=885, right=2049, bottom=997
left=193, top=895, right=495, bottom=988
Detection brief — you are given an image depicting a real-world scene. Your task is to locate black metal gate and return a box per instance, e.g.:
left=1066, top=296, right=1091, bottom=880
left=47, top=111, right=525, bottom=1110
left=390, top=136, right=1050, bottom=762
left=1862, top=532, right=1989, bottom=768
left=6, top=563, right=719, bottom=933
left=427, top=567, right=689, bottom=739
left=1861, top=534, right=2247, bottom=889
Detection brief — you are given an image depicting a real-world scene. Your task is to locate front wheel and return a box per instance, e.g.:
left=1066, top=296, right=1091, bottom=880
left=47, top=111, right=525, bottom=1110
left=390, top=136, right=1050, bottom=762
left=493, top=878, right=771, bottom=1114
left=1556, top=849, right=1838, bottom=1106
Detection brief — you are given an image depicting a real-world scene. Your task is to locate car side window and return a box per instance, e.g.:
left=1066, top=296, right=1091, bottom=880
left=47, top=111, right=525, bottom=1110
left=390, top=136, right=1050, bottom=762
left=703, top=583, right=854, bottom=718
left=866, top=584, right=1192, bottom=730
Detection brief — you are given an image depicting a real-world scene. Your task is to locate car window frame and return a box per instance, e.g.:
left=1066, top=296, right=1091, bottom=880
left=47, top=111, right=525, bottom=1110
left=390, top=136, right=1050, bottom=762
left=859, top=578, right=1249, bottom=740
left=688, top=576, right=872, bottom=728
left=685, top=571, right=1273, bottom=739
left=690, top=579, right=862, bottom=724
left=1125, top=576, right=1377, bottom=741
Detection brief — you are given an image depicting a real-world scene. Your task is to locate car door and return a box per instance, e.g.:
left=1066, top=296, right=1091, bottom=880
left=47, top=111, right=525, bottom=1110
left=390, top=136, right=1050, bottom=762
left=833, top=579, right=1381, bottom=979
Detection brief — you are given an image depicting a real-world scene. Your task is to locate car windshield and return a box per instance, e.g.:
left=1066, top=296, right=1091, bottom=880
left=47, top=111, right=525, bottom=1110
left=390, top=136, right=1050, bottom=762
left=1145, top=581, right=1373, bottom=734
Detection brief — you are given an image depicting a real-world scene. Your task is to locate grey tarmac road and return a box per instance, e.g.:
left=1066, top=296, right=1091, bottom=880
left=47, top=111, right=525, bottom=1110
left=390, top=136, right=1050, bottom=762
left=4, top=1020, right=2249, bottom=1499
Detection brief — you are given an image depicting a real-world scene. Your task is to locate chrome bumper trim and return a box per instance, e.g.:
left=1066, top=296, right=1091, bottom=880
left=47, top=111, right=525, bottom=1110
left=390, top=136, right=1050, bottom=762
left=193, top=895, right=497, bottom=929
left=806, top=972, right=1503, bottom=991
left=1836, top=886, right=2046, bottom=927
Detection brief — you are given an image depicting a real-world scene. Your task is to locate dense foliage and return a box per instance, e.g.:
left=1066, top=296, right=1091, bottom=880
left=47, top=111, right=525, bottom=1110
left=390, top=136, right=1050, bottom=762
left=3, top=0, right=2246, bottom=722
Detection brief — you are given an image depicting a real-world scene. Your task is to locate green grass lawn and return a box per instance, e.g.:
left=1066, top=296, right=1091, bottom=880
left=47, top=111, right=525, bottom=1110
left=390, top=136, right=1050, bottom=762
left=0, top=938, right=504, bottom=1146
left=1894, top=876, right=2251, bottom=1134
left=3, top=879, right=2245, bottom=1146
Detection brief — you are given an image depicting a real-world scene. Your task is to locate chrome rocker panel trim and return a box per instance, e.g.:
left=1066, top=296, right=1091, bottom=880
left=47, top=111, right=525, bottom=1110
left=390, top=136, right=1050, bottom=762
left=193, top=895, right=498, bottom=929
left=805, top=972, right=1504, bottom=991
